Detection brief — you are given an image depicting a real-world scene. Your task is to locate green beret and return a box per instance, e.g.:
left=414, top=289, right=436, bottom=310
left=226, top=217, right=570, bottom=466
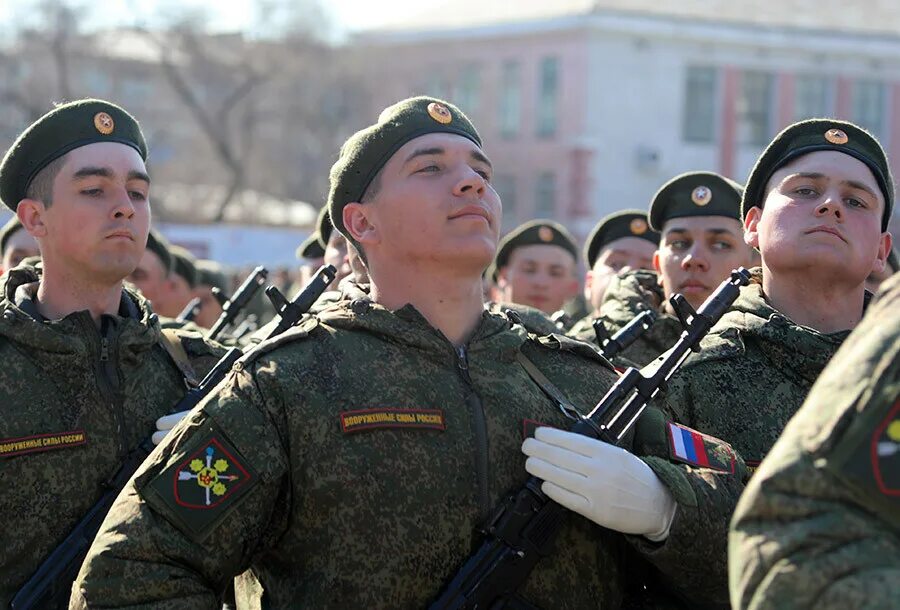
left=146, top=228, right=173, bottom=274
left=315, top=206, right=334, bottom=249
left=169, top=245, right=198, bottom=288
left=742, top=118, right=894, bottom=230
left=196, top=259, right=229, bottom=292
left=328, top=96, right=481, bottom=239
left=492, top=219, right=578, bottom=282
left=649, top=172, right=743, bottom=231
left=584, top=210, right=659, bottom=268
left=0, top=216, right=25, bottom=254
left=0, top=98, right=147, bottom=211
left=296, top=232, right=325, bottom=260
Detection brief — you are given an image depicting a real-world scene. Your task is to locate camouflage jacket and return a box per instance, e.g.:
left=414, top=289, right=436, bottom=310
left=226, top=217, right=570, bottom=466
left=634, top=269, right=853, bottom=607
left=0, top=266, right=225, bottom=606
left=569, top=270, right=682, bottom=366
left=729, top=272, right=900, bottom=610
left=72, top=298, right=742, bottom=609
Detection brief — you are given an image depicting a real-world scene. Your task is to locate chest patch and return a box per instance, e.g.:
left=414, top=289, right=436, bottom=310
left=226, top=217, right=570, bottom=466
left=667, top=422, right=736, bottom=473
left=0, top=430, right=87, bottom=458
left=340, top=408, right=446, bottom=434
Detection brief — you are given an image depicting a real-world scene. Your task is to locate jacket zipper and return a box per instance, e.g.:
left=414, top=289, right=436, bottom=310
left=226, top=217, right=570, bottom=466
left=95, top=317, right=127, bottom=459
left=456, top=345, right=491, bottom=518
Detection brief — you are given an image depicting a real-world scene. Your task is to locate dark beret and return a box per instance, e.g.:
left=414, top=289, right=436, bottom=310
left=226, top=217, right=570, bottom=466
left=315, top=206, right=335, bottom=249
left=195, top=260, right=229, bottom=292
left=491, top=219, right=578, bottom=282
left=0, top=216, right=25, bottom=254
left=0, top=98, right=147, bottom=211
left=742, top=118, right=893, bottom=231
left=584, top=210, right=659, bottom=268
left=146, top=228, right=174, bottom=275
left=328, top=96, right=481, bottom=240
left=169, top=245, right=198, bottom=288
left=296, top=232, right=325, bottom=260
left=649, top=172, right=743, bottom=231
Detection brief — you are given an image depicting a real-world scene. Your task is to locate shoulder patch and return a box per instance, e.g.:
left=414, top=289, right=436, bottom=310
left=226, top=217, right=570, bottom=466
left=143, top=424, right=258, bottom=542
left=666, top=421, right=736, bottom=473
left=533, top=333, right=615, bottom=371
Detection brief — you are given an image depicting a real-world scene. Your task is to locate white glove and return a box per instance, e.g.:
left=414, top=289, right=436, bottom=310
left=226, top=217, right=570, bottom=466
left=152, top=410, right=191, bottom=445
left=522, top=426, right=677, bottom=541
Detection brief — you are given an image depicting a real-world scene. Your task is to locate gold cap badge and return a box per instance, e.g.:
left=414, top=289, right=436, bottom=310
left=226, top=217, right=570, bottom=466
left=630, top=218, right=648, bottom=235
left=94, top=112, right=115, bottom=135
left=427, top=102, right=452, bottom=125
left=538, top=226, right=554, bottom=242
left=691, top=185, right=712, bottom=206
left=824, top=128, right=848, bottom=145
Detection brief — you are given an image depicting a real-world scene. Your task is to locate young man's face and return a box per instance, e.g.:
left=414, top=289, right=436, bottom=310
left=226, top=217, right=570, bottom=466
left=586, top=236, right=657, bottom=312
left=498, top=244, right=578, bottom=314
left=346, top=132, right=501, bottom=277
left=654, top=215, right=754, bottom=309
left=35, top=142, right=150, bottom=284
left=746, top=150, right=891, bottom=286
left=128, top=249, right=169, bottom=306
left=1, top=228, right=40, bottom=271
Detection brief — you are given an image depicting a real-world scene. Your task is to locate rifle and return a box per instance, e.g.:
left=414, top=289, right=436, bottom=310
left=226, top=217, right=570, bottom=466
left=206, top=266, right=269, bottom=341
left=430, top=268, right=751, bottom=610
left=599, top=309, right=657, bottom=360
left=175, top=296, right=202, bottom=323
left=11, top=264, right=337, bottom=610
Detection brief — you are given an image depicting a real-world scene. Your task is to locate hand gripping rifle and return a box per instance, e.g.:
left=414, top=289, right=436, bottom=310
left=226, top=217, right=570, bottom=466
left=430, top=268, right=751, bottom=610
left=206, top=266, right=269, bottom=341
left=11, top=264, right=337, bottom=610
left=596, top=309, right=657, bottom=361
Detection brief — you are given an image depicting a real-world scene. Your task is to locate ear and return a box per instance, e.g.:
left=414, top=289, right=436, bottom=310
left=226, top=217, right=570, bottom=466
left=343, top=202, right=379, bottom=248
left=870, top=231, right=893, bottom=275
left=16, top=199, right=48, bottom=238
left=744, top=207, right=762, bottom=249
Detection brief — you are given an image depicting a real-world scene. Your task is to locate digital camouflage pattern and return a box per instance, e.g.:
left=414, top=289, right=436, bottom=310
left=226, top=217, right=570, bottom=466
left=569, top=269, right=682, bottom=366
left=634, top=267, right=853, bottom=606
left=0, top=265, right=225, bottom=607
left=72, top=298, right=742, bottom=609
left=729, top=271, right=900, bottom=610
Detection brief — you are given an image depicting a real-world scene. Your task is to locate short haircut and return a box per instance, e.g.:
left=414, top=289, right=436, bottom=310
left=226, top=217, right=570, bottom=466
left=23, top=153, right=68, bottom=208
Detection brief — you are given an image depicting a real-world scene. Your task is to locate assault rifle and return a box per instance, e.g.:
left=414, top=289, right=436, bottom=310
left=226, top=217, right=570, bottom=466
left=175, top=296, right=203, bottom=323
left=596, top=309, right=657, bottom=360
left=206, top=266, right=269, bottom=341
left=11, top=264, right=337, bottom=610
left=431, top=268, right=751, bottom=609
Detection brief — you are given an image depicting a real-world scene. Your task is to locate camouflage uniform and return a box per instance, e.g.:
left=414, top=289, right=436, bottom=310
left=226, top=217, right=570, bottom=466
left=72, top=298, right=742, bottom=609
left=0, top=265, right=224, bottom=606
left=569, top=269, right=682, bottom=366
left=628, top=268, right=854, bottom=606
left=729, top=272, right=900, bottom=610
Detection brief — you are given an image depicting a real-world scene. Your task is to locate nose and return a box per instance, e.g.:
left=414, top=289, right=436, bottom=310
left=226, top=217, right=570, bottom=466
left=453, top=166, right=487, bottom=198
left=815, top=189, right=843, bottom=221
left=111, top=187, right=136, bottom=220
left=681, top=244, right=710, bottom=272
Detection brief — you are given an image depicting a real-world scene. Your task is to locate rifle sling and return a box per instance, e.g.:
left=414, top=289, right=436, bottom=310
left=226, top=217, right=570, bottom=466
left=159, top=329, right=200, bottom=389
left=515, top=350, right=581, bottom=422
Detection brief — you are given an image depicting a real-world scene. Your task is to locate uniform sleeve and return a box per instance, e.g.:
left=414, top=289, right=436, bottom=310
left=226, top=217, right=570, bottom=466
left=626, top=392, right=749, bottom=608
left=71, top=365, right=291, bottom=610
left=729, top=454, right=900, bottom=610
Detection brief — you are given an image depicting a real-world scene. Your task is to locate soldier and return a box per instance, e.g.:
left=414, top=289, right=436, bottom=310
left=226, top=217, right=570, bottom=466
left=0, top=215, right=40, bottom=272
left=72, top=96, right=741, bottom=608
left=167, top=244, right=199, bottom=316
left=491, top=219, right=580, bottom=315
left=0, top=99, right=224, bottom=606
left=729, top=271, right=900, bottom=610
left=567, top=210, right=659, bottom=345
left=625, top=118, right=891, bottom=605
left=126, top=227, right=175, bottom=313
left=571, top=172, right=756, bottom=366
left=193, top=259, right=229, bottom=330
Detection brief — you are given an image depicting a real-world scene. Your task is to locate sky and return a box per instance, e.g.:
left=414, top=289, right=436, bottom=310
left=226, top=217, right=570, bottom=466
left=0, top=0, right=427, bottom=37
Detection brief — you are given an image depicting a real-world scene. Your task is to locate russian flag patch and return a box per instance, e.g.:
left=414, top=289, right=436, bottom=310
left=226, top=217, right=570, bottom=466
left=667, top=422, right=736, bottom=473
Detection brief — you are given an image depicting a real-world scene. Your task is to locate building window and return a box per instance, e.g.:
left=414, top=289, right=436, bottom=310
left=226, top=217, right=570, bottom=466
left=534, top=172, right=556, bottom=217
left=456, top=63, right=480, bottom=116
left=537, top=56, right=559, bottom=138
left=682, top=66, right=717, bottom=143
left=499, top=60, right=521, bottom=139
left=794, top=75, right=831, bottom=120
left=737, top=70, right=773, bottom=146
left=852, top=80, right=886, bottom=140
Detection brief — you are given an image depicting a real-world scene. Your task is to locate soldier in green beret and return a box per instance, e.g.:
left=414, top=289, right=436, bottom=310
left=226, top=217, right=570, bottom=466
left=729, top=270, right=900, bottom=610
left=126, top=227, right=179, bottom=315
left=491, top=218, right=580, bottom=315
left=295, top=225, right=325, bottom=287
left=0, top=215, right=39, bottom=273
left=74, top=96, right=742, bottom=608
left=193, top=259, right=229, bottom=330
left=0, top=99, right=224, bottom=606
left=634, top=118, right=894, bottom=606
